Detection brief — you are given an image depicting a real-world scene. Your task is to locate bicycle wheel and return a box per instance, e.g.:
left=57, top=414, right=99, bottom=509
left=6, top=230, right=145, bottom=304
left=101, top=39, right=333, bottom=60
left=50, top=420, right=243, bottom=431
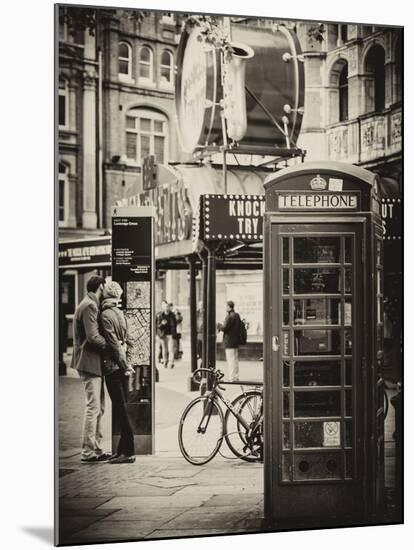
left=178, top=396, right=224, bottom=465
left=224, top=390, right=263, bottom=462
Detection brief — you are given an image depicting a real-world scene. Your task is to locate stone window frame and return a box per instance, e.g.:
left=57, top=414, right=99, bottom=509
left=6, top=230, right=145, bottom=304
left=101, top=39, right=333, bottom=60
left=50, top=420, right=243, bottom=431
left=58, top=78, right=69, bottom=129
left=328, top=58, right=349, bottom=125
left=125, top=108, right=169, bottom=166
left=58, top=162, right=70, bottom=227
left=138, top=45, right=155, bottom=87
left=364, top=44, right=386, bottom=114
left=118, top=41, right=133, bottom=82
left=159, top=49, right=174, bottom=89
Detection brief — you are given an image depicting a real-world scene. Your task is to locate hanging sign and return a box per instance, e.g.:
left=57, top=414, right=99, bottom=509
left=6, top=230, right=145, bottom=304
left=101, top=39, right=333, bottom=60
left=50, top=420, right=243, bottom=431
left=200, top=194, right=265, bottom=241
left=58, top=236, right=111, bottom=269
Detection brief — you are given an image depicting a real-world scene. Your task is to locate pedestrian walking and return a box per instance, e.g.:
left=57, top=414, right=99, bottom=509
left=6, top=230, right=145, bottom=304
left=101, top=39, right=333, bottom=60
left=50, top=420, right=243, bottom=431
left=71, top=275, right=112, bottom=463
left=217, top=300, right=243, bottom=382
left=156, top=300, right=177, bottom=368
left=173, top=305, right=183, bottom=360
left=99, top=281, right=136, bottom=464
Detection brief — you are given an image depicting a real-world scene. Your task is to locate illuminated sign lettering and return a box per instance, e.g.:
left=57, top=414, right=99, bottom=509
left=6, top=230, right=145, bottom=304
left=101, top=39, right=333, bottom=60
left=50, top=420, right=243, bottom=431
left=201, top=194, right=265, bottom=241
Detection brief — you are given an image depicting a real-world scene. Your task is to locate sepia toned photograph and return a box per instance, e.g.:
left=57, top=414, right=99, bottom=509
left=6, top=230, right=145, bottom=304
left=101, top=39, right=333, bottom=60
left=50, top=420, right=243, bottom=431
left=56, top=3, right=403, bottom=546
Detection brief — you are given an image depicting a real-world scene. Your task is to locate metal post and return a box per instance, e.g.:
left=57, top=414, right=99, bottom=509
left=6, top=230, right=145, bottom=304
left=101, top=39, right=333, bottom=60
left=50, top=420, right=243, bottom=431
left=222, top=147, right=228, bottom=195
left=206, top=244, right=217, bottom=373
left=187, top=256, right=198, bottom=391
left=200, top=254, right=208, bottom=395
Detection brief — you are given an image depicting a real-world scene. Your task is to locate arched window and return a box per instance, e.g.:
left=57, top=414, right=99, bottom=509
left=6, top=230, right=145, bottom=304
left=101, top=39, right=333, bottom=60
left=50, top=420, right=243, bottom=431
left=395, top=34, right=402, bottom=103
left=59, top=163, right=69, bottom=225
left=339, top=64, right=349, bottom=122
left=59, top=78, right=69, bottom=128
left=160, top=50, right=173, bottom=87
left=365, top=45, right=386, bottom=112
left=138, top=46, right=154, bottom=84
left=329, top=59, right=348, bottom=124
left=125, top=108, right=168, bottom=164
left=118, top=42, right=132, bottom=80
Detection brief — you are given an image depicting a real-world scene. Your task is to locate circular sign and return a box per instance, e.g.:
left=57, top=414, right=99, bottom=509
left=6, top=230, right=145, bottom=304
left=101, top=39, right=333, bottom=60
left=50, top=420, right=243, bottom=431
left=175, top=28, right=221, bottom=153
left=175, top=25, right=304, bottom=153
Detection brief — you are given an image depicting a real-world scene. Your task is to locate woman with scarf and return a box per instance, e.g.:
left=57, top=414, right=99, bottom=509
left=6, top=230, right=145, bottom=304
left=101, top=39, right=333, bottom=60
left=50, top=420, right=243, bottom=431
left=100, top=281, right=135, bottom=464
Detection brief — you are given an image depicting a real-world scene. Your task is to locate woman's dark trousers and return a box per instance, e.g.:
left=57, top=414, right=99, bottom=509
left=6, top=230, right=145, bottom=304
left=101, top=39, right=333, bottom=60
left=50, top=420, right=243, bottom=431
left=105, top=370, right=135, bottom=456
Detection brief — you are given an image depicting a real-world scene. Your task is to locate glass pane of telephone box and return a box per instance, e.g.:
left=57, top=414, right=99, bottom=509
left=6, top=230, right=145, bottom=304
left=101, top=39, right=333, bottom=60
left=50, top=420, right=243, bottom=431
left=344, top=330, right=353, bottom=354
left=283, top=392, right=290, bottom=418
left=345, top=420, right=352, bottom=447
left=283, top=361, right=290, bottom=386
left=293, top=452, right=343, bottom=480
left=344, top=268, right=352, bottom=293
left=294, top=360, right=341, bottom=386
left=282, top=238, right=289, bottom=264
left=294, top=237, right=341, bottom=264
left=345, top=359, right=352, bottom=385
left=293, top=268, right=341, bottom=294
left=294, top=391, right=341, bottom=417
left=283, top=269, right=290, bottom=294
left=294, top=421, right=341, bottom=448
left=283, top=300, right=289, bottom=325
left=283, top=422, right=290, bottom=449
left=293, top=298, right=341, bottom=325
left=294, top=329, right=341, bottom=355
left=345, top=390, right=352, bottom=417
left=345, top=236, right=352, bottom=263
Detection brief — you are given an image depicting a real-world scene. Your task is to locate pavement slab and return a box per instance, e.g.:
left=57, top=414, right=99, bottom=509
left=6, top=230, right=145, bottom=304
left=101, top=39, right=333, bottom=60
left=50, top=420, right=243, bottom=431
left=105, top=507, right=190, bottom=522
left=97, top=494, right=213, bottom=509
left=174, top=484, right=262, bottom=496
left=158, top=506, right=261, bottom=530
left=59, top=497, right=113, bottom=510
left=68, top=520, right=157, bottom=543
left=145, top=528, right=246, bottom=539
left=203, top=494, right=264, bottom=507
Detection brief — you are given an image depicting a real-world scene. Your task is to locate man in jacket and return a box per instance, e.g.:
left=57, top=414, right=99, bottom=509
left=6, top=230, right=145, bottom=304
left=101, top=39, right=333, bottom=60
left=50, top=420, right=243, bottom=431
left=156, top=300, right=177, bottom=368
left=217, top=300, right=242, bottom=382
left=72, top=275, right=111, bottom=463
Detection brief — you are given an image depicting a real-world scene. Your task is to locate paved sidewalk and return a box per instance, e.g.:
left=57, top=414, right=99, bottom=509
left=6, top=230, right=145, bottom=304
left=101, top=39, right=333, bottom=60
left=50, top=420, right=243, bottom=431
left=58, top=346, right=398, bottom=544
left=58, top=349, right=265, bottom=544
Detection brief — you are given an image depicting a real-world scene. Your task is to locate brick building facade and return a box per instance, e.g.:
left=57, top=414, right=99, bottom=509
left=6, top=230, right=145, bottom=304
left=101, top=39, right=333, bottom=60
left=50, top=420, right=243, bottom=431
left=58, top=8, right=402, bottom=378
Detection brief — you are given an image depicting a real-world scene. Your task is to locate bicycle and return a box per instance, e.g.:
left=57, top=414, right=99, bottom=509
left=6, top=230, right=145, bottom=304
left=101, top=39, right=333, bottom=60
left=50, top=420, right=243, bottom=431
left=178, top=368, right=263, bottom=465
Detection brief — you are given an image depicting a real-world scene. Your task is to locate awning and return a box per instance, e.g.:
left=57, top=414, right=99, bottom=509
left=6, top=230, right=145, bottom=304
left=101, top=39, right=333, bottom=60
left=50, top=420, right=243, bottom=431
left=116, top=163, right=270, bottom=261
left=59, top=236, right=111, bottom=269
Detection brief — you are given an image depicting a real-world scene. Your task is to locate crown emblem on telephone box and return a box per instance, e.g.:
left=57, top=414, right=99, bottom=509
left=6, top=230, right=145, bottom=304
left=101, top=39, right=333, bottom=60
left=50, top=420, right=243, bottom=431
left=310, top=174, right=327, bottom=190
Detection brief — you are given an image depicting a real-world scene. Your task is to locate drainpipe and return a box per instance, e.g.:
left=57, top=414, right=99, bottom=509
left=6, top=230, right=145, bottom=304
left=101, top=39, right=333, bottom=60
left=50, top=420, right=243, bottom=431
left=97, top=47, right=103, bottom=228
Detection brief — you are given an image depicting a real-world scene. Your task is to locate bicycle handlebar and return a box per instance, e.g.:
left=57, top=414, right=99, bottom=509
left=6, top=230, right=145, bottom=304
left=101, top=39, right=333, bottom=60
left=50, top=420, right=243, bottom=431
left=192, top=368, right=225, bottom=383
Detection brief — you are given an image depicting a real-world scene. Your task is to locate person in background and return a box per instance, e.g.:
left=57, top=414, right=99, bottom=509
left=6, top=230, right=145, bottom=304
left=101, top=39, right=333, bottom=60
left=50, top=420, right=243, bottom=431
left=99, top=281, right=136, bottom=464
left=217, top=300, right=242, bottom=382
left=156, top=300, right=177, bottom=368
left=72, top=275, right=112, bottom=463
left=172, top=305, right=183, bottom=360
left=196, top=301, right=204, bottom=365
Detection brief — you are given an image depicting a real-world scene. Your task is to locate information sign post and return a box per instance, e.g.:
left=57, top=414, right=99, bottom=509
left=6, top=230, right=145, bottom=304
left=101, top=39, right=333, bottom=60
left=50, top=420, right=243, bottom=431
left=111, top=206, right=156, bottom=455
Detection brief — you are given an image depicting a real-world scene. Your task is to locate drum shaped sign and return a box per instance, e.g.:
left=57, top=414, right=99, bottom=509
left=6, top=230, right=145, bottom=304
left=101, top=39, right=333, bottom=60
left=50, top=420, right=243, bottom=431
left=175, top=24, right=305, bottom=153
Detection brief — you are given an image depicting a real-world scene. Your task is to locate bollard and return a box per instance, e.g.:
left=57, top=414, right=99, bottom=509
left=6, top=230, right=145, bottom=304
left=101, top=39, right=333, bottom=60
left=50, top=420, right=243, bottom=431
left=390, top=386, right=402, bottom=513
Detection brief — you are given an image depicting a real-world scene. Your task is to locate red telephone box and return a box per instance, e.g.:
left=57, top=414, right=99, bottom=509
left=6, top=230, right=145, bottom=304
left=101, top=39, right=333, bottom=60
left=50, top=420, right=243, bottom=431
left=263, top=161, right=385, bottom=526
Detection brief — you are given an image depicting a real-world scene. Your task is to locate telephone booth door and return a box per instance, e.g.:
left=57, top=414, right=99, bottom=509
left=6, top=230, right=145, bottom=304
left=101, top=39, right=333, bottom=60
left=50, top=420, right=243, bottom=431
left=265, top=220, right=367, bottom=521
